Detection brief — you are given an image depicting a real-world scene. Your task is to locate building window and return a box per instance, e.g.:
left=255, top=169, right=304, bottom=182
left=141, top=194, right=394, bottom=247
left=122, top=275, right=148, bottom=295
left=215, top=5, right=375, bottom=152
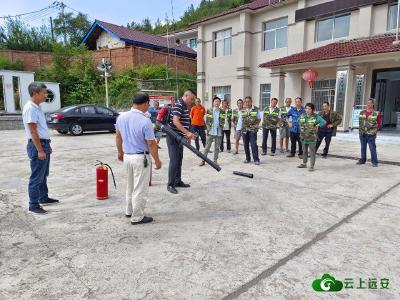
left=214, top=29, right=232, bottom=57
left=316, top=14, right=350, bottom=42
left=263, top=17, right=288, bottom=50
left=388, top=1, right=399, bottom=31
left=260, top=84, right=271, bottom=110
left=190, top=38, right=197, bottom=49
left=212, top=86, right=231, bottom=105
left=311, top=80, right=336, bottom=111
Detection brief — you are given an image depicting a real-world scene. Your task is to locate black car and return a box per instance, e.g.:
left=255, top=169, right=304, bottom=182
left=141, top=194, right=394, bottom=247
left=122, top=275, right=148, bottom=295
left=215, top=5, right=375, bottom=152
left=47, top=104, right=119, bottom=136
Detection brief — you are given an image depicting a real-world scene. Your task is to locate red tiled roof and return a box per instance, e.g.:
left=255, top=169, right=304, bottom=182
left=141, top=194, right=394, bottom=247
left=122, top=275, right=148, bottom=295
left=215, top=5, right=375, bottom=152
left=191, top=0, right=286, bottom=25
left=95, top=20, right=196, bottom=57
left=260, top=34, right=400, bottom=68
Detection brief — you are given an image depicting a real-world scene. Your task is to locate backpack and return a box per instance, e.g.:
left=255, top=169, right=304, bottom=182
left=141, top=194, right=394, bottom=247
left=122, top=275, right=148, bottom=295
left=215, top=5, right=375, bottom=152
left=156, top=105, right=171, bottom=126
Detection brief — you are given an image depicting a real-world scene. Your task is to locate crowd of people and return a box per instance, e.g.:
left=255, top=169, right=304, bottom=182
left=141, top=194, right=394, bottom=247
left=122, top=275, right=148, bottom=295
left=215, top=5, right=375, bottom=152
left=22, top=84, right=382, bottom=225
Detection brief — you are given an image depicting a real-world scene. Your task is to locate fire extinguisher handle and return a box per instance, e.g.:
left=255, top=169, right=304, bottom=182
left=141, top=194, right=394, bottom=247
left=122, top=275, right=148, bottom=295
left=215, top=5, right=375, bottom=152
left=103, top=163, right=117, bottom=189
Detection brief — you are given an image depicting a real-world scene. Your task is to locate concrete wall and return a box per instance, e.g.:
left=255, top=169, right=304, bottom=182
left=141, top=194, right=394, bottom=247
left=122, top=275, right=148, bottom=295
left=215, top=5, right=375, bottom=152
left=96, top=31, right=126, bottom=50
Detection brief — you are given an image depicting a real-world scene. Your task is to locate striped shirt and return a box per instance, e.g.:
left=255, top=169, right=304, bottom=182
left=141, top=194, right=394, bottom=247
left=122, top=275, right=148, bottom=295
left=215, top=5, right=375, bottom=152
left=170, top=98, right=191, bottom=136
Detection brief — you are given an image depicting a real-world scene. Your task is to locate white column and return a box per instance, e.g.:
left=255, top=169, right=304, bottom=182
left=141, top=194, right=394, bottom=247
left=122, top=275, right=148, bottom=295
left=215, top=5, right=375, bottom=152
left=270, top=70, right=286, bottom=107
left=334, top=65, right=356, bottom=132
left=196, top=25, right=207, bottom=106
left=236, top=12, right=252, bottom=100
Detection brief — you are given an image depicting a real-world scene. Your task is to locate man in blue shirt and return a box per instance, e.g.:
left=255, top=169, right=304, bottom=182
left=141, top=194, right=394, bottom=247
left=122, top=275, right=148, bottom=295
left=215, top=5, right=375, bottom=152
left=116, top=92, right=162, bottom=225
left=286, top=97, right=305, bottom=158
left=23, top=82, right=59, bottom=214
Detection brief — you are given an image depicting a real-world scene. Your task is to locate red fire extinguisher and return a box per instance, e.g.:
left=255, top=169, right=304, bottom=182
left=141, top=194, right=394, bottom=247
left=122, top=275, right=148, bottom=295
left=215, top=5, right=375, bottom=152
left=95, top=160, right=116, bottom=200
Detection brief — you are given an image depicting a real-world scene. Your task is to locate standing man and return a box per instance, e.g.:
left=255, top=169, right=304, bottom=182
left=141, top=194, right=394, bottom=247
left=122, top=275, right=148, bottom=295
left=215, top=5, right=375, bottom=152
left=242, top=96, right=262, bottom=165
left=116, top=92, right=162, bottom=225
left=219, top=100, right=233, bottom=153
left=357, top=98, right=381, bottom=167
left=286, top=97, right=305, bottom=158
left=316, top=101, right=342, bottom=158
left=149, top=100, right=162, bottom=148
left=23, top=82, right=59, bottom=214
left=190, top=98, right=207, bottom=151
left=297, top=103, right=326, bottom=171
left=232, top=99, right=244, bottom=154
left=261, top=97, right=280, bottom=156
left=279, top=97, right=292, bottom=153
left=199, top=97, right=223, bottom=166
left=167, top=90, right=196, bottom=194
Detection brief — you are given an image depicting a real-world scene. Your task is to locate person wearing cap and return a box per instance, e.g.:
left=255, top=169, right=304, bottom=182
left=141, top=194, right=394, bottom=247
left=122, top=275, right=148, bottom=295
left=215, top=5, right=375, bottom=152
left=23, top=82, right=59, bottom=214
left=115, top=92, right=162, bottom=225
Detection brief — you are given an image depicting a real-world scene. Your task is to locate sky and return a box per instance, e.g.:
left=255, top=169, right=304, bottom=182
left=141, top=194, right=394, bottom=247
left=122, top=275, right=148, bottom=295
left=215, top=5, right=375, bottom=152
left=0, top=0, right=202, bottom=27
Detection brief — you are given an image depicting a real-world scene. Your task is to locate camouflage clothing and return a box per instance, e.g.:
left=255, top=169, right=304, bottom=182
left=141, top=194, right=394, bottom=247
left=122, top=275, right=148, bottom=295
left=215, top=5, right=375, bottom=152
left=299, top=113, right=327, bottom=144
left=279, top=106, right=291, bottom=128
left=205, top=109, right=224, bottom=132
left=242, top=106, right=260, bottom=132
left=359, top=110, right=379, bottom=136
left=232, top=109, right=241, bottom=128
left=221, top=109, right=233, bottom=130
left=262, top=106, right=280, bottom=129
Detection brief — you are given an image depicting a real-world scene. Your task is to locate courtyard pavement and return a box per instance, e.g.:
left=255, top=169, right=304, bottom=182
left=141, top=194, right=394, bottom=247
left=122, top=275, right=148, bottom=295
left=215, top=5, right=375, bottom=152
left=0, top=129, right=399, bottom=300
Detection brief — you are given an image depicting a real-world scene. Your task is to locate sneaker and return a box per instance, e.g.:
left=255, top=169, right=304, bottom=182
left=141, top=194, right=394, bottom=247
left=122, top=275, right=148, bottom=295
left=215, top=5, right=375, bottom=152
left=198, top=161, right=205, bottom=166
left=356, top=159, right=366, bottom=165
left=125, top=214, right=132, bottom=218
left=131, top=216, right=153, bottom=225
left=39, top=198, right=59, bottom=205
left=270, top=153, right=275, bottom=157
left=261, top=152, right=267, bottom=156
left=233, top=151, right=239, bottom=155
left=297, top=164, right=307, bottom=168
left=243, top=160, right=250, bottom=164
left=167, top=186, right=178, bottom=194
left=175, top=181, right=190, bottom=188
left=298, top=154, right=303, bottom=159
left=372, top=163, right=378, bottom=167
left=321, top=154, right=327, bottom=159
left=308, top=167, right=314, bottom=172
left=254, top=161, right=260, bottom=165
left=29, top=206, right=47, bottom=214
left=286, top=154, right=295, bottom=158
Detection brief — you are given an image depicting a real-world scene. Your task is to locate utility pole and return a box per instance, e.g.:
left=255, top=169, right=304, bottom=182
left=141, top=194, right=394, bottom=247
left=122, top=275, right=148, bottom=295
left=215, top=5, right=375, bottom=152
left=60, top=2, right=67, bottom=44
left=50, top=17, right=55, bottom=42
left=394, top=0, right=400, bottom=45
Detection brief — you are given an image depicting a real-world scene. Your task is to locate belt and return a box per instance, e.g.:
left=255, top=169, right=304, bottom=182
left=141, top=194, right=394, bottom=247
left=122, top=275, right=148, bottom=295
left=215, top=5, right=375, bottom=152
left=125, top=151, right=149, bottom=155
left=29, top=139, right=51, bottom=143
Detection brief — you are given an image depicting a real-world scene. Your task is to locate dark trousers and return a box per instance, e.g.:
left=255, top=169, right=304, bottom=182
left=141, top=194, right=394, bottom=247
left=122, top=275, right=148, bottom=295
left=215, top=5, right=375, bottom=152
left=193, top=125, right=206, bottom=151
left=262, top=128, right=277, bottom=153
left=242, top=131, right=259, bottom=162
left=220, top=130, right=231, bottom=151
left=290, top=132, right=303, bottom=155
left=360, top=134, right=378, bottom=164
left=166, top=134, right=184, bottom=187
left=27, top=140, right=51, bottom=209
left=316, top=131, right=332, bottom=156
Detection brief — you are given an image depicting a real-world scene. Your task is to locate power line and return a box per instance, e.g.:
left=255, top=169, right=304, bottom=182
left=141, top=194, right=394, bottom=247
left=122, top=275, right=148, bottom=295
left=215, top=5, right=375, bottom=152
left=0, top=2, right=58, bottom=19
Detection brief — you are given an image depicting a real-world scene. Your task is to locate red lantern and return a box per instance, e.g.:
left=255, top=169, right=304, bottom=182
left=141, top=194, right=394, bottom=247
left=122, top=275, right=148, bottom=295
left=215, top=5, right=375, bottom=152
left=302, top=69, right=319, bottom=88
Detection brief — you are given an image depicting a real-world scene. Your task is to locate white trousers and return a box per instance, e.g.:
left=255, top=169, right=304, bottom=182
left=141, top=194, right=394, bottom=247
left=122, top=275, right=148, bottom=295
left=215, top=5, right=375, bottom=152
left=124, top=154, right=151, bottom=222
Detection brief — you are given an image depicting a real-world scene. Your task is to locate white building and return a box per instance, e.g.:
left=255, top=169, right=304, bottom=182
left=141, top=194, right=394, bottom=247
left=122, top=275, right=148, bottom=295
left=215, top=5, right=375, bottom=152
left=0, top=70, right=60, bottom=113
left=195, top=0, right=400, bottom=131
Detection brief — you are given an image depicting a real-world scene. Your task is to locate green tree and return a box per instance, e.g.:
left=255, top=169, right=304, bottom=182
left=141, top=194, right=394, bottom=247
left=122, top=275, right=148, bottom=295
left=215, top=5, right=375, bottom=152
left=0, top=18, right=53, bottom=51
left=53, top=12, right=91, bottom=46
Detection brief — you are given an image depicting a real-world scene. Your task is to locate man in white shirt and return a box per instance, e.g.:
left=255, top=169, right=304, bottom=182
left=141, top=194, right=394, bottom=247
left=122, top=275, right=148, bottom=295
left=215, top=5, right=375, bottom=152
left=23, top=82, right=59, bottom=214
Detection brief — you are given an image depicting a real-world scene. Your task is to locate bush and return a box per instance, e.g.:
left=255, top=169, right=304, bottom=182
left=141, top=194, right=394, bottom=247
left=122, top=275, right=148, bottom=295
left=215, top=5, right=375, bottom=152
left=0, top=54, right=24, bottom=70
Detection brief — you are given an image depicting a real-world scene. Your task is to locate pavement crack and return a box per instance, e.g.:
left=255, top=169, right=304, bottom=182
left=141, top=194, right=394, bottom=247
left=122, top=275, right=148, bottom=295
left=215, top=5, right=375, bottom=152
left=221, top=180, right=400, bottom=300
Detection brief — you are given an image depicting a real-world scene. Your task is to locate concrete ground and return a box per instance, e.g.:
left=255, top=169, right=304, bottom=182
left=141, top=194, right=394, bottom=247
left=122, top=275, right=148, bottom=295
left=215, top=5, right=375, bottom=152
left=1, top=129, right=400, bottom=300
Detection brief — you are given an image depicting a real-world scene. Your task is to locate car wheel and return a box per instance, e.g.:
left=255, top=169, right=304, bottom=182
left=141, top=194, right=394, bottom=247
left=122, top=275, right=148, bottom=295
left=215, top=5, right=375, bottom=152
left=69, top=123, right=83, bottom=136
left=57, top=129, right=68, bottom=135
